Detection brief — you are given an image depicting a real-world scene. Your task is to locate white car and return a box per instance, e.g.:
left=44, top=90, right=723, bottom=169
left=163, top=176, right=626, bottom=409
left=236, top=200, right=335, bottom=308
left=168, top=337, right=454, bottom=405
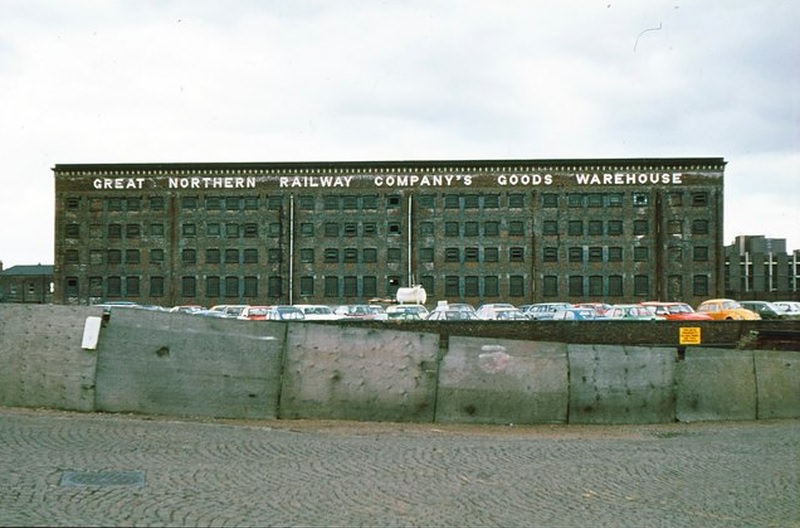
left=475, top=303, right=517, bottom=320
left=294, top=304, right=340, bottom=321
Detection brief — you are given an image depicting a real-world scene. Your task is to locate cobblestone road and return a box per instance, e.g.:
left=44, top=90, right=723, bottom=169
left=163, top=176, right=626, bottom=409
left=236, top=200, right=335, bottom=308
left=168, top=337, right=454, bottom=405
left=0, top=407, right=798, bottom=527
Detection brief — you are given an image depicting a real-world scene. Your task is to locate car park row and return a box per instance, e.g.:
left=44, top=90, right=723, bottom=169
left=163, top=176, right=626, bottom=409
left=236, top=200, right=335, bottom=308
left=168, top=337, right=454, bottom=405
left=94, top=298, right=800, bottom=322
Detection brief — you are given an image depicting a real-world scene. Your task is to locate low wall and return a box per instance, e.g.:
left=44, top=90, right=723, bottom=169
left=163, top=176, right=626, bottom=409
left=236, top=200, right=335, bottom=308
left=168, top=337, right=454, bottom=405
left=0, top=304, right=797, bottom=425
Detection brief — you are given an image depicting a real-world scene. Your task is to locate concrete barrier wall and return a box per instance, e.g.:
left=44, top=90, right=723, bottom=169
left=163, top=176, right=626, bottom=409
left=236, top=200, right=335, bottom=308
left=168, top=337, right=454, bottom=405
left=279, top=324, right=439, bottom=422
left=676, top=348, right=757, bottom=422
left=568, top=345, right=677, bottom=425
left=0, top=305, right=797, bottom=424
left=0, top=304, right=99, bottom=412
left=94, top=309, right=285, bottom=420
left=436, top=337, right=568, bottom=425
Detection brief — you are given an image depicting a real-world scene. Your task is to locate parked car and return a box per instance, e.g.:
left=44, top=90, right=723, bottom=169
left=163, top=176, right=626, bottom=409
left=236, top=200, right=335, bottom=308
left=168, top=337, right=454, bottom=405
left=334, top=304, right=381, bottom=320
left=523, top=302, right=572, bottom=320
left=238, top=305, right=271, bottom=320
left=696, top=299, right=760, bottom=320
left=774, top=301, right=800, bottom=318
left=169, top=305, right=205, bottom=314
left=551, top=308, right=606, bottom=321
left=267, top=305, right=305, bottom=321
left=492, top=307, right=531, bottom=321
left=475, top=303, right=517, bottom=320
left=208, top=304, right=250, bottom=318
left=640, top=301, right=713, bottom=321
left=294, top=304, right=340, bottom=321
left=385, top=304, right=429, bottom=320
left=427, top=307, right=481, bottom=321
left=572, top=302, right=611, bottom=316
left=739, top=301, right=791, bottom=320
left=605, top=304, right=665, bottom=321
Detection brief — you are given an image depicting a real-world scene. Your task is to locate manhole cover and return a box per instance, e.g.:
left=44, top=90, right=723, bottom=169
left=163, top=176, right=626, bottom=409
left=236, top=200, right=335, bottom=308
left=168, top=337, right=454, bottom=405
left=60, top=470, right=145, bottom=488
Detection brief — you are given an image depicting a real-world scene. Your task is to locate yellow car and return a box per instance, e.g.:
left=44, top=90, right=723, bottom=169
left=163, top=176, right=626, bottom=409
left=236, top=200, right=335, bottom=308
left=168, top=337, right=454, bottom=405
left=696, top=299, right=761, bottom=320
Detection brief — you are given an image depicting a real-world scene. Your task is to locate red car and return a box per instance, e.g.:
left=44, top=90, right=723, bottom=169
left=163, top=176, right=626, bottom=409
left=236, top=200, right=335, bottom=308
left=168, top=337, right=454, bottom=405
left=640, top=301, right=713, bottom=321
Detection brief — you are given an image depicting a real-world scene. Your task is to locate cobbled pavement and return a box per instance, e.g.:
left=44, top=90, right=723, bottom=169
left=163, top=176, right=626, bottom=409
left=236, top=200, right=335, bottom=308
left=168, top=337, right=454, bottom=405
left=0, top=407, right=797, bottom=527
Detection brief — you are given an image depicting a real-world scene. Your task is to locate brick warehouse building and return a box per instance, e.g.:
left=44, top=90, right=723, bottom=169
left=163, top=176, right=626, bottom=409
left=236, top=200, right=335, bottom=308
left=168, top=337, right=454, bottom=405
left=53, top=158, right=725, bottom=308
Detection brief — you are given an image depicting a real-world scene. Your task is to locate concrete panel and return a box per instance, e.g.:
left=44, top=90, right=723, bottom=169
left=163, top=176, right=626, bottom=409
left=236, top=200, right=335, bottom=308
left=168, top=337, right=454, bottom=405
left=0, top=304, right=98, bottom=411
left=280, top=324, right=439, bottom=422
left=676, top=348, right=756, bottom=422
left=436, top=337, right=568, bottom=425
left=95, top=309, right=284, bottom=419
left=568, top=345, right=677, bottom=425
left=754, top=350, right=800, bottom=419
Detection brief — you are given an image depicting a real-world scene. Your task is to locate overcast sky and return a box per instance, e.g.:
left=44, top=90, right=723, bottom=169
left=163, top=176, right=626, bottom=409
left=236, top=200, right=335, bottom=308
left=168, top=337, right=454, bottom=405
left=1, top=0, right=798, bottom=268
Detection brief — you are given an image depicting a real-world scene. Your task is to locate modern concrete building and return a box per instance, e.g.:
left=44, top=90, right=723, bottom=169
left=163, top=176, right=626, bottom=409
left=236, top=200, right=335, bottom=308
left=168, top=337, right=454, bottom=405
left=53, top=158, right=725, bottom=307
left=724, top=235, right=800, bottom=300
left=0, top=263, right=54, bottom=304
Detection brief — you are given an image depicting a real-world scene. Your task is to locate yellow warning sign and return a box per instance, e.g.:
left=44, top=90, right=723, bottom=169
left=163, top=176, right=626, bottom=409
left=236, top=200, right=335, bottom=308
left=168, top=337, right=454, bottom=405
left=679, top=327, right=702, bottom=345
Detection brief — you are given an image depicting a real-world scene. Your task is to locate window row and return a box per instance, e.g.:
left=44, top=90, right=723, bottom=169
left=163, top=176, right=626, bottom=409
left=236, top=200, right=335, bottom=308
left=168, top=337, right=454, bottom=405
left=540, top=274, right=710, bottom=298
left=542, top=245, right=710, bottom=263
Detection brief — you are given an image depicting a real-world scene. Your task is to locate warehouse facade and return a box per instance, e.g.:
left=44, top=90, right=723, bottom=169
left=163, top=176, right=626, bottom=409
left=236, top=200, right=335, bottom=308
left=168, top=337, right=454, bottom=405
left=53, top=158, right=725, bottom=308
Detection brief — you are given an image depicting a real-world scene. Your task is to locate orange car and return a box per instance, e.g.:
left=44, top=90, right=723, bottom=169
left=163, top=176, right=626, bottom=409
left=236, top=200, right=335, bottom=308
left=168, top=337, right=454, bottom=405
left=640, top=301, right=713, bottom=321
left=696, top=299, right=760, bottom=321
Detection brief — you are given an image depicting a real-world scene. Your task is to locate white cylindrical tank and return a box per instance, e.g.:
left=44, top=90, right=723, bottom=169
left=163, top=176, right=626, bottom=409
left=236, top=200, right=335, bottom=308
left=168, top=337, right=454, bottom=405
left=395, top=285, right=427, bottom=305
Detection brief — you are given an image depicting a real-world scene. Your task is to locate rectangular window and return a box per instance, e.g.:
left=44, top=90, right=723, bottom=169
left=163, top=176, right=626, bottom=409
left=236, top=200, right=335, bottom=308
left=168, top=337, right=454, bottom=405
left=363, top=276, right=377, bottom=298
left=342, top=195, right=358, bottom=210
left=107, top=276, right=121, bottom=297
left=108, top=198, right=123, bottom=212
left=543, top=276, right=558, bottom=297
left=634, top=247, right=649, bottom=261
left=224, top=249, right=239, bottom=264
left=608, top=247, right=623, bottom=262
left=207, top=276, right=221, bottom=297
left=543, top=220, right=558, bottom=236
left=244, top=276, right=258, bottom=297
left=693, top=246, right=709, bottom=261
left=264, top=196, right=280, bottom=210
left=607, top=193, right=623, bottom=207
left=464, top=247, right=479, bottom=262
left=126, top=276, right=140, bottom=296
left=484, top=247, right=499, bottom=262
left=420, top=248, right=434, bottom=262
left=444, top=194, right=460, bottom=209
left=567, top=193, right=584, bottom=207
left=324, top=248, right=339, bottom=263
left=343, top=223, right=357, bottom=237
left=668, top=192, right=683, bottom=206
left=107, top=224, right=121, bottom=238
left=126, top=224, right=141, bottom=238
left=542, top=193, right=558, bottom=208
left=149, top=223, right=164, bottom=236
left=568, top=221, right=583, bottom=236
left=363, top=248, right=377, bottom=263
left=300, top=223, right=314, bottom=237
left=300, top=248, right=314, bottom=263
left=569, top=275, right=583, bottom=296
left=607, top=220, right=623, bottom=235
left=343, top=248, right=358, bottom=263
left=299, top=276, right=314, bottom=296
left=226, top=223, right=239, bottom=238
left=224, top=276, right=239, bottom=298
left=445, top=222, right=459, bottom=236
left=182, top=223, right=196, bottom=237
left=125, top=249, right=140, bottom=265
left=268, top=276, right=282, bottom=297
left=667, top=219, right=683, bottom=235
left=324, top=223, right=339, bottom=237
left=608, top=275, right=623, bottom=296
left=483, top=194, right=499, bottom=208
left=417, top=194, right=435, bottom=208
left=692, top=219, right=709, bottom=234
left=588, top=247, right=603, bottom=262
left=445, top=248, right=460, bottom=262
left=588, top=220, right=603, bottom=236
left=568, top=247, right=583, bottom=262
left=509, top=247, right=524, bottom=262
left=90, top=250, right=103, bottom=265
left=543, top=247, right=558, bottom=262
left=587, top=194, right=604, bottom=208
left=150, top=249, right=164, bottom=263
left=691, top=192, right=708, bottom=207
left=589, top=275, right=603, bottom=296
left=508, top=221, right=524, bottom=236
left=107, top=250, right=121, bottom=264
left=297, top=195, right=314, bottom=210
left=150, top=276, right=164, bottom=297
left=268, top=223, right=281, bottom=237
left=419, top=222, right=434, bottom=235
left=206, top=196, right=222, bottom=210
left=243, top=223, right=258, bottom=238
left=64, top=249, right=80, bottom=264
left=324, top=276, right=338, bottom=297
left=484, top=276, right=499, bottom=297
left=693, top=275, right=709, bottom=296
left=633, top=193, right=649, bottom=206
left=181, top=196, right=198, bottom=209
left=207, top=223, right=221, bottom=236
left=509, top=275, right=524, bottom=297
left=464, top=222, right=479, bottom=237
left=149, top=196, right=165, bottom=211
left=246, top=248, right=260, bottom=263
left=388, top=223, right=401, bottom=235
left=323, top=196, right=339, bottom=210
left=244, top=196, right=259, bottom=210
left=182, top=276, right=196, bottom=297
left=484, top=221, right=499, bottom=236
left=508, top=194, right=524, bottom=208
left=633, top=220, right=648, bottom=235
left=342, top=277, right=358, bottom=297
left=387, top=248, right=402, bottom=262
left=444, top=276, right=460, bottom=297
left=634, top=275, right=650, bottom=296
left=463, top=195, right=479, bottom=209
left=206, top=248, right=220, bottom=264
left=464, top=276, right=479, bottom=296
